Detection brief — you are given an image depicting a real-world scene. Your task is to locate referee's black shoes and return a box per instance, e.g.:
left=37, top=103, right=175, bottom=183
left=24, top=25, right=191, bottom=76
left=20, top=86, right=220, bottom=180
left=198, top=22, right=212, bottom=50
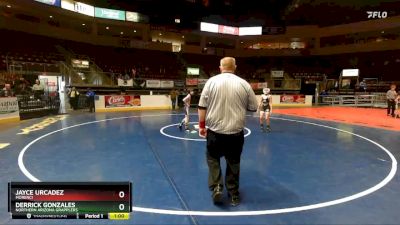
left=212, top=185, right=223, bottom=205
left=228, top=193, right=240, bottom=207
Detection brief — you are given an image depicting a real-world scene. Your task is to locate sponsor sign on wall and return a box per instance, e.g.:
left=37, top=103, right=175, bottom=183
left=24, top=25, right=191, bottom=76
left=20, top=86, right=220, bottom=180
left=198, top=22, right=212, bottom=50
left=146, top=80, right=161, bottom=88
left=160, top=81, right=174, bottom=88
left=186, top=78, right=198, bottom=86
left=95, top=7, right=125, bottom=21
left=0, top=97, right=19, bottom=120
left=104, top=96, right=141, bottom=108
left=280, top=95, right=305, bottom=104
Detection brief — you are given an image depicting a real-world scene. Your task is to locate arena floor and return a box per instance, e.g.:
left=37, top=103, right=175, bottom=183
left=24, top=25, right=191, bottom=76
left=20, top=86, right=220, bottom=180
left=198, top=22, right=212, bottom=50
left=0, top=108, right=399, bottom=225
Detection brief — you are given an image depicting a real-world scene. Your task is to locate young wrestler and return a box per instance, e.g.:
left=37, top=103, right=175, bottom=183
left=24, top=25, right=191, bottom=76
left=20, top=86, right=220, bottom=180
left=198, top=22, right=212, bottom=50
left=259, top=88, right=272, bottom=132
left=179, top=90, right=194, bottom=130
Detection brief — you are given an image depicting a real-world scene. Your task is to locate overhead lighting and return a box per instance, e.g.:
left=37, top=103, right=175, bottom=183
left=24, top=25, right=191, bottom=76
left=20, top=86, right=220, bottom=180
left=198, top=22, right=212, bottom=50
left=182, top=35, right=185, bottom=38
left=82, top=23, right=86, bottom=26
left=240, top=41, right=243, bottom=44
left=6, top=5, right=11, bottom=8
left=208, top=42, right=212, bottom=44
left=381, top=31, right=385, bottom=34
left=120, top=32, right=124, bottom=35
left=159, top=33, right=162, bottom=36
left=49, top=15, right=53, bottom=18
left=106, top=26, right=109, bottom=30
left=133, top=30, right=136, bottom=33
left=175, top=18, right=181, bottom=23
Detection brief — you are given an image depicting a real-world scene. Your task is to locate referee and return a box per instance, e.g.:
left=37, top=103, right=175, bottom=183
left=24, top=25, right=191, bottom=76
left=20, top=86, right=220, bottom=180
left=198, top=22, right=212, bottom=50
left=198, top=57, right=258, bottom=206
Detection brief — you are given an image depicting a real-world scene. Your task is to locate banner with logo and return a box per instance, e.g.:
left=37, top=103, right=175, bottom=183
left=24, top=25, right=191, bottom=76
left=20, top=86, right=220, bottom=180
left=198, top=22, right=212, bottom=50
left=95, top=7, right=125, bottom=21
left=105, top=96, right=141, bottom=108
left=117, top=78, right=133, bottom=87
left=146, top=80, right=161, bottom=88
left=0, top=97, right=19, bottom=120
left=160, top=80, right=174, bottom=88
left=186, top=78, right=198, bottom=86
left=280, top=95, right=305, bottom=104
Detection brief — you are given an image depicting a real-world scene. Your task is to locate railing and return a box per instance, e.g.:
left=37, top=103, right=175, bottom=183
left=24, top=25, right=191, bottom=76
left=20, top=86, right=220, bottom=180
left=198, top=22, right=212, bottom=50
left=321, top=94, right=386, bottom=107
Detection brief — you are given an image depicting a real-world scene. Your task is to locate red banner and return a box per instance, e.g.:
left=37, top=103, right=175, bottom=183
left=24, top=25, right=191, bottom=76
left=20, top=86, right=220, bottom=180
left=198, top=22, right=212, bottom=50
left=186, top=78, right=198, bottom=86
left=105, top=95, right=141, bottom=108
left=280, top=95, right=305, bottom=104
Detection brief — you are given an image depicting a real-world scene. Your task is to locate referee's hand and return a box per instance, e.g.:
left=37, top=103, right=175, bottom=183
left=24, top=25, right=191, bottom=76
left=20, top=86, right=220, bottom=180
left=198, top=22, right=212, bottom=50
left=199, top=128, right=207, bottom=138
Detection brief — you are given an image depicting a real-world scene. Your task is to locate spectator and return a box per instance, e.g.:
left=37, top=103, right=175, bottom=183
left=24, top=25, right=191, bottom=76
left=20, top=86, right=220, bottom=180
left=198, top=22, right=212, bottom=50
left=386, top=84, right=397, bottom=117
left=170, top=89, right=178, bottom=110
left=32, top=79, right=45, bottom=100
left=1, top=84, right=14, bottom=97
left=359, top=79, right=367, bottom=92
left=86, top=88, right=95, bottom=113
left=68, top=87, right=80, bottom=110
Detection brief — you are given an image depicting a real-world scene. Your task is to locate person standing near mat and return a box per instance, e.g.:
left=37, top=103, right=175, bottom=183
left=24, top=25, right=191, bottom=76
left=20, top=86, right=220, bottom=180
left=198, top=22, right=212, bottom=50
left=179, top=89, right=194, bottom=131
left=259, top=88, right=272, bottom=132
left=386, top=84, right=397, bottom=117
left=198, top=57, right=258, bottom=206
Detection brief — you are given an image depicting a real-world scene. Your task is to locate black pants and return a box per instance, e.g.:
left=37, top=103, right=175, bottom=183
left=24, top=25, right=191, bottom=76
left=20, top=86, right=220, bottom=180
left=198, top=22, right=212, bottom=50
left=387, top=100, right=396, bottom=116
left=88, top=96, right=95, bottom=112
left=206, top=129, right=244, bottom=196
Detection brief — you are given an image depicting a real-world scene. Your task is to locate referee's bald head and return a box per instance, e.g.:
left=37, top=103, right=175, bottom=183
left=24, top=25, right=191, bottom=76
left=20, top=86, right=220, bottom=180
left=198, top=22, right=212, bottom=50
left=220, top=57, right=237, bottom=73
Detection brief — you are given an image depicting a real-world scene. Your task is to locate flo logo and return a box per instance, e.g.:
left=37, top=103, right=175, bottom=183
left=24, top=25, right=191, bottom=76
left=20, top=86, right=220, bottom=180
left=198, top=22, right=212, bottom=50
left=367, top=11, right=388, bottom=19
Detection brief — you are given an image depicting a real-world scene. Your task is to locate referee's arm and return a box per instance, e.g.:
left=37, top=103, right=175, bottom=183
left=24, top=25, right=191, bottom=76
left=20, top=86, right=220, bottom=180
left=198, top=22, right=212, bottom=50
left=247, top=84, right=259, bottom=112
left=198, top=82, right=210, bottom=137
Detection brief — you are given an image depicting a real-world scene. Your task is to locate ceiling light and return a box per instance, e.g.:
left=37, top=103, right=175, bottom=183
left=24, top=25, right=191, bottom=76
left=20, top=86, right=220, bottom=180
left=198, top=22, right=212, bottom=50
left=240, top=41, right=243, bottom=44
left=159, top=33, right=162, bottom=36
left=120, top=32, right=124, bottom=35
left=134, top=30, right=136, bottom=33
left=6, top=5, right=11, bottom=8
left=106, top=26, right=109, bottom=30
left=49, top=15, right=53, bottom=18
left=82, top=23, right=86, bottom=26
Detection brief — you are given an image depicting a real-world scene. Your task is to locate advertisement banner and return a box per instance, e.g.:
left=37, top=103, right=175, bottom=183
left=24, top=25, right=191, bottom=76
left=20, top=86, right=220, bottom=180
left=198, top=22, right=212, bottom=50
left=75, top=1, right=94, bottom=16
left=186, top=78, right=198, bottom=86
left=174, top=80, right=185, bottom=88
left=0, top=97, right=19, bottom=120
left=280, top=95, right=305, bottom=104
left=35, top=0, right=61, bottom=7
left=218, top=25, right=239, bottom=35
left=160, top=81, right=174, bottom=88
left=95, top=7, right=125, bottom=21
left=104, top=96, right=141, bottom=108
left=117, top=78, right=133, bottom=87
left=146, top=80, right=161, bottom=88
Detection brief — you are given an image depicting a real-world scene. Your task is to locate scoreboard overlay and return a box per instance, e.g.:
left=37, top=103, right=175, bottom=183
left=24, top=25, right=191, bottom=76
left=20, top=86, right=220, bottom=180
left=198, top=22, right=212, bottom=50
left=8, top=182, right=132, bottom=220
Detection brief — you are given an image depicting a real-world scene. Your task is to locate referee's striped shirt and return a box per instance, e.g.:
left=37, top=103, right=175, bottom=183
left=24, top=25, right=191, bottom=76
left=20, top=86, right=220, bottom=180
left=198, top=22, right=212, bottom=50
left=198, top=73, right=258, bottom=135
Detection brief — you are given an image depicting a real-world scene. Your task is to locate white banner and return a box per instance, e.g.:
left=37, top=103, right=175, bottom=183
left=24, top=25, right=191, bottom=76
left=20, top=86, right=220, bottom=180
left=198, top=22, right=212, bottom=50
left=160, top=80, right=174, bottom=88
left=117, top=78, right=133, bottom=87
left=146, top=80, right=161, bottom=88
left=0, top=97, right=19, bottom=120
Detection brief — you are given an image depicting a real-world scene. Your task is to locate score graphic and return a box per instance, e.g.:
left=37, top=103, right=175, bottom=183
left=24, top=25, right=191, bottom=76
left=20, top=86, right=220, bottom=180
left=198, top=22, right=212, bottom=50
left=8, top=182, right=132, bottom=220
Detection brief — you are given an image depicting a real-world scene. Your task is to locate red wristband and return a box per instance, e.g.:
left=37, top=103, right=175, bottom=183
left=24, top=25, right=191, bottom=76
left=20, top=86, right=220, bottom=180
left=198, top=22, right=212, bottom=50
left=199, top=121, right=206, bottom=129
